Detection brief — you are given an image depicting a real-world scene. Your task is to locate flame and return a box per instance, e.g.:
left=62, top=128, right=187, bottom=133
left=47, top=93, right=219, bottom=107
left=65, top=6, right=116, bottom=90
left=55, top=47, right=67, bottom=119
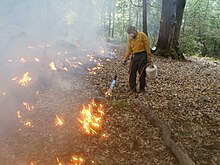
left=56, top=158, right=62, bottom=165
left=49, top=62, right=57, bottom=71
left=102, top=133, right=108, bottom=138
left=17, top=111, right=22, bottom=118
left=35, top=58, right=40, bottom=62
left=12, top=77, right=18, bottom=81
left=78, top=99, right=104, bottom=135
left=101, top=49, right=105, bottom=54
left=63, top=67, right=68, bottom=71
left=17, top=111, right=33, bottom=127
left=105, top=89, right=113, bottom=97
left=55, top=114, right=64, bottom=126
left=23, top=102, right=34, bottom=111
left=23, top=121, right=33, bottom=127
left=19, top=72, right=32, bottom=86
left=71, top=156, right=84, bottom=164
left=20, top=58, right=26, bottom=63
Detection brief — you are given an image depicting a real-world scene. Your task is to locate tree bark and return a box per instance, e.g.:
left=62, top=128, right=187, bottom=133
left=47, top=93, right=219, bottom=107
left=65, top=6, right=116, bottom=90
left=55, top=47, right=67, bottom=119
left=112, top=9, right=115, bottom=38
left=156, top=0, right=186, bottom=60
left=108, top=12, right=112, bottom=37
left=143, top=0, right=148, bottom=35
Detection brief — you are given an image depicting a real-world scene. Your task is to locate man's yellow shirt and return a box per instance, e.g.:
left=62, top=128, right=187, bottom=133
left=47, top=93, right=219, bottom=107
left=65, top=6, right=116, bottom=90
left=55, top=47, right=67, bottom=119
left=124, top=32, right=151, bottom=61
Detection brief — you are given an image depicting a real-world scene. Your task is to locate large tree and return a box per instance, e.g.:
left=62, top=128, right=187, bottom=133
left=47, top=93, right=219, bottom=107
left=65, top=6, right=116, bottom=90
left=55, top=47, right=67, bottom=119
left=155, top=0, right=186, bottom=60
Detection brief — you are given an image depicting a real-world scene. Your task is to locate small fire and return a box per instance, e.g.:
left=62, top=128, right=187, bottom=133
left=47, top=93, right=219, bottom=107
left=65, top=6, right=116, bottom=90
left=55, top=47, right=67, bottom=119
left=63, top=67, right=68, bottom=71
left=102, top=133, right=108, bottom=138
left=20, top=58, right=26, bottom=63
left=56, top=158, right=63, bottom=165
left=105, top=89, right=113, bottom=97
left=49, top=62, right=57, bottom=71
left=23, top=102, right=34, bottom=111
left=17, top=111, right=22, bottom=118
left=101, top=49, right=105, bottom=54
left=12, top=77, right=18, bottom=81
left=78, top=99, right=104, bottom=135
left=17, top=111, right=33, bottom=127
left=23, top=121, right=33, bottom=127
left=19, top=72, right=32, bottom=86
left=55, top=114, right=64, bottom=126
left=35, top=58, right=40, bottom=62
left=71, top=156, right=84, bottom=164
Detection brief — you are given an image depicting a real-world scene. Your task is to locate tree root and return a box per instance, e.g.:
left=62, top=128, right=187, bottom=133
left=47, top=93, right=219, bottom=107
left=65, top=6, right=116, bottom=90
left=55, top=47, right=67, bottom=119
left=134, top=101, right=195, bottom=165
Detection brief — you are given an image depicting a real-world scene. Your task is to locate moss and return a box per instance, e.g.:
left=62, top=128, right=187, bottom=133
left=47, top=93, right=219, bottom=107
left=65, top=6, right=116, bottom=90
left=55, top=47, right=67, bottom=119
left=110, top=100, right=129, bottom=110
left=154, top=48, right=185, bottom=60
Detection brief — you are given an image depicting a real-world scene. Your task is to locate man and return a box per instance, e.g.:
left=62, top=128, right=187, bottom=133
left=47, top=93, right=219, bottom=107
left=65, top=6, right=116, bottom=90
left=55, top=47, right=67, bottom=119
left=123, top=26, right=151, bottom=93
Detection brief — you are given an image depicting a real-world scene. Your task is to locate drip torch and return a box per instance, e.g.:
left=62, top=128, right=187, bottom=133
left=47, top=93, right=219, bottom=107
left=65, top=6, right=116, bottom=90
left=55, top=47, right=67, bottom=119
left=105, top=74, right=117, bottom=97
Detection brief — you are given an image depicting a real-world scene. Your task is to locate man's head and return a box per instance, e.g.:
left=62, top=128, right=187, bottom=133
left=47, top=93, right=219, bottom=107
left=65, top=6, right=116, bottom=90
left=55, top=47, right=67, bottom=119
left=127, top=26, right=137, bottom=39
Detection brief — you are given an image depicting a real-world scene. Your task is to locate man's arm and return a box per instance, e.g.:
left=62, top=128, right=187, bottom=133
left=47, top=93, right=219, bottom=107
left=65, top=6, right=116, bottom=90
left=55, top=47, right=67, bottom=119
left=142, top=33, right=151, bottom=62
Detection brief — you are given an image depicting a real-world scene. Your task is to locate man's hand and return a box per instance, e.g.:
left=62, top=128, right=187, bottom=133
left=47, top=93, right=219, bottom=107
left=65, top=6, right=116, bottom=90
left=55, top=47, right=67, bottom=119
left=122, top=60, right=127, bottom=65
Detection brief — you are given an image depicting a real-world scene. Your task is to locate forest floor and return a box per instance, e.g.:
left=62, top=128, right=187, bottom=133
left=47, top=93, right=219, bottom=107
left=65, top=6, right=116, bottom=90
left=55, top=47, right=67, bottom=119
left=0, top=41, right=219, bottom=165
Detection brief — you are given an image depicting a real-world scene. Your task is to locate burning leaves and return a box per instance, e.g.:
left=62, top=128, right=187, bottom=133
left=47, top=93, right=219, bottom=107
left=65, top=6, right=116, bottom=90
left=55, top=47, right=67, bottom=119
left=55, top=114, right=64, bottom=126
left=49, top=62, right=57, bottom=71
left=19, top=72, right=32, bottom=86
left=16, top=111, right=33, bottom=128
left=78, top=99, right=105, bottom=135
left=23, top=102, right=34, bottom=111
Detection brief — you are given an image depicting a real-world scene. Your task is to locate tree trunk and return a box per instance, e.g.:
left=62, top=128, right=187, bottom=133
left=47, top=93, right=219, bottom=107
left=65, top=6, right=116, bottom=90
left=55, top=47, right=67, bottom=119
left=128, top=1, right=132, bottom=26
left=156, top=0, right=186, bottom=60
left=108, top=12, right=112, bottom=37
left=173, top=0, right=186, bottom=58
left=112, top=9, right=115, bottom=38
left=143, top=0, right=148, bottom=35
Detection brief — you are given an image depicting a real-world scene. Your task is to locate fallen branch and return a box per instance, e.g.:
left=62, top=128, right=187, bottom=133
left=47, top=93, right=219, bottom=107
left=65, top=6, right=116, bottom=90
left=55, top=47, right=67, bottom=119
left=134, top=101, right=195, bottom=165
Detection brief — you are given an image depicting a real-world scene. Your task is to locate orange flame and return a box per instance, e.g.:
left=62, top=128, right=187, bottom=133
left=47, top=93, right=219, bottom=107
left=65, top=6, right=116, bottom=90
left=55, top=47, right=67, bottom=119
left=17, top=111, right=22, bottom=118
left=17, top=111, right=33, bottom=127
left=71, top=156, right=84, bottom=164
left=105, top=89, right=113, bottom=97
left=12, top=77, right=18, bottom=81
left=19, top=72, right=32, bottom=86
left=78, top=99, right=104, bottom=135
left=56, top=158, right=62, bottom=165
left=55, top=114, right=64, bottom=126
left=78, top=62, right=83, bottom=65
left=49, top=62, right=57, bottom=71
left=35, top=58, right=40, bottom=62
left=23, top=102, right=34, bottom=111
left=63, top=67, right=68, bottom=71
left=20, top=58, right=26, bottom=63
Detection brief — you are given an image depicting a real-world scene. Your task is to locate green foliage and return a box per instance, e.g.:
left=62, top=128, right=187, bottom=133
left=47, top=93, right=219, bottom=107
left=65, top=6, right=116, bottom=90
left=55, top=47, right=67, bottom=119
left=111, top=100, right=129, bottom=110
left=180, top=0, right=220, bottom=56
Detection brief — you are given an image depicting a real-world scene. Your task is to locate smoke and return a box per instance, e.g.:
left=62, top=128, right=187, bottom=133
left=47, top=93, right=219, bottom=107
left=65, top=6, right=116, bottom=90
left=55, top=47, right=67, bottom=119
left=0, top=0, right=112, bottom=136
